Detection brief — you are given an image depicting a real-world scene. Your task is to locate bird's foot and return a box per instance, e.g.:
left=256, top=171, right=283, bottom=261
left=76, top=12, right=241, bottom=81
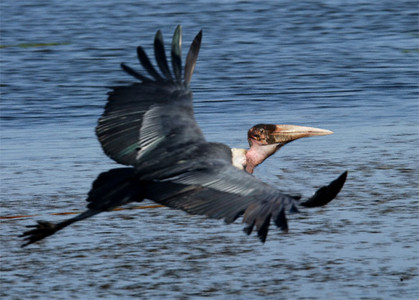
left=20, top=220, right=58, bottom=248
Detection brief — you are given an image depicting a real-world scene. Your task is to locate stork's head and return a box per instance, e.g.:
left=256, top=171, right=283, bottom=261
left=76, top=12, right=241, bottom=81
left=245, top=124, right=333, bottom=173
left=248, top=124, right=333, bottom=148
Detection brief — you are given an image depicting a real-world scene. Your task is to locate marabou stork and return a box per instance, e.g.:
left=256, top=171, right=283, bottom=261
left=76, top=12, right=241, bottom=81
left=21, top=26, right=347, bottom=247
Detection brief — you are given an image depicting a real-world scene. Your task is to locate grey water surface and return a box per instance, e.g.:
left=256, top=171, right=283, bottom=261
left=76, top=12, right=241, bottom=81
left=1, top=1, right=418, bottom=299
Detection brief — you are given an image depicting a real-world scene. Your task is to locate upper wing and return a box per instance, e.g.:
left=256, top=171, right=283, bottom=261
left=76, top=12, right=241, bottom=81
left=96, top=26, right=203, bottom=166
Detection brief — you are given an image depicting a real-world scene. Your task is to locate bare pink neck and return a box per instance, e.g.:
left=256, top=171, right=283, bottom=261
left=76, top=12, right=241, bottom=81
left=245, top=143, right=280, bottom=174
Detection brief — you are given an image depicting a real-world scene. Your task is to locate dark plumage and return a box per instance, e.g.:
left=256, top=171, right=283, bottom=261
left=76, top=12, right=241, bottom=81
left=20, top=26, right=346, bottom=247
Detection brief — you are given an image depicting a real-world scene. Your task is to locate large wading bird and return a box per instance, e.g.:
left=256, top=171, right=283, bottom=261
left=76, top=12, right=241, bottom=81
left=21, top=26, right=347, bottom=247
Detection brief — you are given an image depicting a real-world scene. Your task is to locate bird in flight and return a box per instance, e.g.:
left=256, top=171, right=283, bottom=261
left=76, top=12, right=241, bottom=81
left=21, top=26, right=347, bottom=247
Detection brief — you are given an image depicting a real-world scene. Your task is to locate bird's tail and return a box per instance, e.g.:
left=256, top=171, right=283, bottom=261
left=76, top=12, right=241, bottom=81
left=86, top=168, right=144, bottom=211
left=20, top=168, right=144, bottom=247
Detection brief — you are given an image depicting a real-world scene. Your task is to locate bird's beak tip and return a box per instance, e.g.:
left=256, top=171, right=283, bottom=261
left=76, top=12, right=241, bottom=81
left=317, top=129, right=334, bottom=136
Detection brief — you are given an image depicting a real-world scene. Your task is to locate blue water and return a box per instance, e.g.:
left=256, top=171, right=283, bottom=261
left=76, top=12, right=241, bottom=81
left=1, top=1, right=418, bottom=299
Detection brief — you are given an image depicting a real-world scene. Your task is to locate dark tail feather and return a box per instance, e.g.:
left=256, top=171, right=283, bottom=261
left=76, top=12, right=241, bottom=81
left=171, top=25, right=182, bottom=83
left=300, top=171, right=348, bottom=208
left=87, top=168, right=144, bottom=211
left=184, top=30, right=202, bottom=86
left=20, top=168, right=144, bottom=247
left=20, top=209, right=100, bottom=248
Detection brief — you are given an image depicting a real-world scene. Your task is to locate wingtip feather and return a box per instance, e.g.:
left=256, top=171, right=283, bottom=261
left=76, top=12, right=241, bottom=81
left=136, top=46, right=163, bottom=81
left=120, top=63, right=152, bottom=82
left=184, top=29, right=202, bottom=86
left=300, top=171, right=348, bottom=208
left=154, top=30, right=173, bottom=80
left=171, top=25, right=182, bottom=82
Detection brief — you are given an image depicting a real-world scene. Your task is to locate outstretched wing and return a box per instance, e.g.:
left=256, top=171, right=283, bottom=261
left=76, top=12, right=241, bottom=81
left=96, top=26, right=203, bottom=166
left=139, top=142, right=299, bottom=242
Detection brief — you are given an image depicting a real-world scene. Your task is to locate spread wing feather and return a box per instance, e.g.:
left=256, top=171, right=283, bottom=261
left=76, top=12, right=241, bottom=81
left=136, top=46, right=164, bottom=81
left=184, top=30, right=202, bottom=86
left=154, top=30, right=173, bottom=80
left=171, top=25, right=182, bottom=82
left=96, top=25, right=203, bottom=166
left=145, top=157, right=297, bottom=242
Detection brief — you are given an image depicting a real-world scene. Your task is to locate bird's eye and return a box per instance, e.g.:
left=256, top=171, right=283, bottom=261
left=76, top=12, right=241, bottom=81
left=259, top=128, right=265, bottom=134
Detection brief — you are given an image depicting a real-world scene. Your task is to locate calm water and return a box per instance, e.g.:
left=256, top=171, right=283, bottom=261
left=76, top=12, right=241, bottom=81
left=1, top=1, right=418, bottom=299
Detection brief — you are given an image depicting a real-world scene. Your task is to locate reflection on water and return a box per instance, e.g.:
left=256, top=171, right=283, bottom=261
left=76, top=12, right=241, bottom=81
left=1, top=0, right=418, bottom=299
